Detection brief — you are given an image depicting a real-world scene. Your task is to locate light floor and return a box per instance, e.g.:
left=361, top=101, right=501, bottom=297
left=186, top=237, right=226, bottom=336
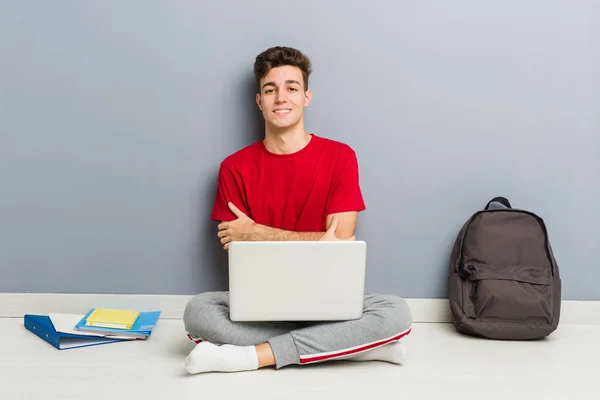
left=1, top=318, right=597, bottom=400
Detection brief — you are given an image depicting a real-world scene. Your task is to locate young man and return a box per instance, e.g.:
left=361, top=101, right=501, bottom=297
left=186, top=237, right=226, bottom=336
left=183, top=46, right=413, bottom=374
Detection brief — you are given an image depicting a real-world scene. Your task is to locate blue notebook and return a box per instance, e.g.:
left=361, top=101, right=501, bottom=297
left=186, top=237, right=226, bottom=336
left=74, top=309, right=161, bottom=339
left=24, top=314, right=125, bottom=350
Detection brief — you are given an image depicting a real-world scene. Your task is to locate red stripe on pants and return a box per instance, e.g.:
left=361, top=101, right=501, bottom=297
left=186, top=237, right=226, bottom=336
left=300, top=328, right=411, bottom=364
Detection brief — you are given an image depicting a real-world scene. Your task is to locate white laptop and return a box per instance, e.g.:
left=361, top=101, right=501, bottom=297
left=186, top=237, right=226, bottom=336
left=228, top=241, right=367, bottom=322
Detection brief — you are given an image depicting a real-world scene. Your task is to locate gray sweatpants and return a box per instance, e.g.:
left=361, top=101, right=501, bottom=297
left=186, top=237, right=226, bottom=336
left=183, top=291, right=413, bottom=369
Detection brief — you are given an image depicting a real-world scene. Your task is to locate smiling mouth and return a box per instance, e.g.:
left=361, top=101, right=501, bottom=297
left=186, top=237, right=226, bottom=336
left=274, top=109, right=292, bottom=115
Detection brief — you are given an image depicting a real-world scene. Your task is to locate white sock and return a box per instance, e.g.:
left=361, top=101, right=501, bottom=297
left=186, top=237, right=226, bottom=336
left=347, top=341, right=407, bottom=364
left=185, top=342, right=259, bottom=374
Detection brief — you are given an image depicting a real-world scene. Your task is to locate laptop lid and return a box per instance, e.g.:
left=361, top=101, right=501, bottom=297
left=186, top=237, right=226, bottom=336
left=228, top=241, right=367, bottom=322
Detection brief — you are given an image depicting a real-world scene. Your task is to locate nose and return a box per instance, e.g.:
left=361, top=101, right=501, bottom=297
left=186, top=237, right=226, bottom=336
left=275, top=89, right=287, bottom=104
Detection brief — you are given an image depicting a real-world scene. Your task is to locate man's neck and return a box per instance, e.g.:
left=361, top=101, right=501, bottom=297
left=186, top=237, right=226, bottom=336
left=263, top=125, right=311, bottom=155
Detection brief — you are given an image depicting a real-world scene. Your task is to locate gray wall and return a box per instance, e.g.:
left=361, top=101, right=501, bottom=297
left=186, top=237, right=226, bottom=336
left=1, top=1, right=598, bottom=300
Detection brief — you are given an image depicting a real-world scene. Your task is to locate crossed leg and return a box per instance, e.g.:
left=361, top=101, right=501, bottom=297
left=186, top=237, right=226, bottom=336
left=183, top=291, right=413, bottom=373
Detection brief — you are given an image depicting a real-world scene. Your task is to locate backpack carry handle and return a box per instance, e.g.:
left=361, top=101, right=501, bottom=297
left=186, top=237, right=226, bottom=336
left=485, top=196, right=512, bottom=210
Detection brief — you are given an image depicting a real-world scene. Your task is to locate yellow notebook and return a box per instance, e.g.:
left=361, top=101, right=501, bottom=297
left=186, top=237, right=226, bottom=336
left=85, top=308, right=140, bottom=330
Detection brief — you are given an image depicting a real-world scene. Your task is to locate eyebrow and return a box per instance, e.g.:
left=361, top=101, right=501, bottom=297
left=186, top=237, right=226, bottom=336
left=262, top=80, right=302, bottom=89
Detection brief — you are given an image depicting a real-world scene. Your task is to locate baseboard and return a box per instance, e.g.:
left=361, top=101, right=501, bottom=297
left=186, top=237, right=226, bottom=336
left=1, top=293, right=599, bottom=325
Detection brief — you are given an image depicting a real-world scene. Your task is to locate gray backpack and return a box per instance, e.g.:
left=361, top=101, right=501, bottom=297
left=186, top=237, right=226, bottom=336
left=448, top=197, right=561, bottom=340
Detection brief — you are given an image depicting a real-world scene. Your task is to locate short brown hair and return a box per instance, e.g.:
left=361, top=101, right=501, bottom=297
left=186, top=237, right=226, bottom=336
left=254, top=46, right=312, bottom=91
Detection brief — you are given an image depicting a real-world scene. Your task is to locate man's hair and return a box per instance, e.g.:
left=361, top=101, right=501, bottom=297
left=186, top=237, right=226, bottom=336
left=254, top=46, right=312, bottom=91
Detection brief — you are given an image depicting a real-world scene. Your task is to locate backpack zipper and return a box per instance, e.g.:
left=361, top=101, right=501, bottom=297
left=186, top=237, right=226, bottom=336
left=457, top=209, right=556, bottom=277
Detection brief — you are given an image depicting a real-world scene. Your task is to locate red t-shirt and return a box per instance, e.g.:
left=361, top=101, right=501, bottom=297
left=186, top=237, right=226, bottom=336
left=210, top=134, right=366, bottom=232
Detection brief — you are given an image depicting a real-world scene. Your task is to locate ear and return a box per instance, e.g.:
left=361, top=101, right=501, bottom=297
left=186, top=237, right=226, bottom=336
left=304, top=88, right=312, bottom=107
left=256, top=93, right=262, bottom=110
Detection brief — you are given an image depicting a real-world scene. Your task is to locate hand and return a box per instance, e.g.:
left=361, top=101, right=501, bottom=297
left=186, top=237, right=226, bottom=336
left=217, top=202, right=256, bottom=250
left=320, top=216, right=356, bottom=241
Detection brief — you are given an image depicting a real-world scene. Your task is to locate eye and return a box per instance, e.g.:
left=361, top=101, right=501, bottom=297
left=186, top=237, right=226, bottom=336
left=289, top=87, right=298, bottom=91
left=264, top=89, right=274, bottom=94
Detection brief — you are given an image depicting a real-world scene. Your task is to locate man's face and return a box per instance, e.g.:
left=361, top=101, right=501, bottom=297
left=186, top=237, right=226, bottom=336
left=256, top=65, right=312, bottom=131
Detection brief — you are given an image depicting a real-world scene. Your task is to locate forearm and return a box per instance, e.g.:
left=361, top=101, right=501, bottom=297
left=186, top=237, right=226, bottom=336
left=252, top=224, right=324, bottom=241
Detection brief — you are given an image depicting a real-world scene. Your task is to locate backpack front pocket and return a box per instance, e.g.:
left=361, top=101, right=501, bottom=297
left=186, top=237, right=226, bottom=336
left=460, top=263, right=553, bottom=323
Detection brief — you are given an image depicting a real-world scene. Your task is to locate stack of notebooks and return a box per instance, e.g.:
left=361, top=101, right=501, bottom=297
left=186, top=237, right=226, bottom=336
left=24, top=308, right=161, bottom=350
